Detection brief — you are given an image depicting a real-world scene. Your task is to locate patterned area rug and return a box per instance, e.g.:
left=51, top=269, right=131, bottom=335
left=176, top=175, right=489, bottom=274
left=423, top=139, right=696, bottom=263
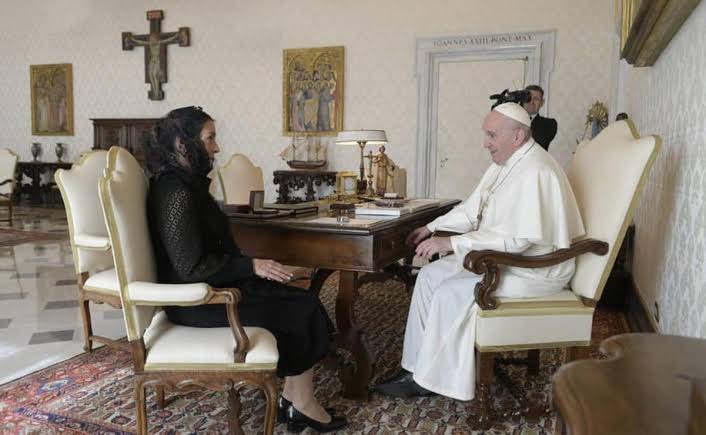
left=0, top=273, right=626, bottom=434
left=0, top=228, right=67, bottom=247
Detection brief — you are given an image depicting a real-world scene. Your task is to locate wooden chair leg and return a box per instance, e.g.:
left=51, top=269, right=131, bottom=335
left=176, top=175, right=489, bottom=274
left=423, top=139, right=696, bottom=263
left=527, top=349, right=540, bottom=376
left=262, top=374, right=278, bottom=435
left=135, top=379, right=148, bottom=435
left=228, top=387, right=245, bottom=435
left=564, top=346, right=590, bottom=364
left=79, top=296, right=93, bottom=352
left=468, top=350, right=496, bottom=430
left=155, top=385, right=166, bottom=409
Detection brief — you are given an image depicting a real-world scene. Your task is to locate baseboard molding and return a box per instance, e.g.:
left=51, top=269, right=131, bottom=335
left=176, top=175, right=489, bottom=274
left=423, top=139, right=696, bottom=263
left=626, top=275, right=658, bottom=333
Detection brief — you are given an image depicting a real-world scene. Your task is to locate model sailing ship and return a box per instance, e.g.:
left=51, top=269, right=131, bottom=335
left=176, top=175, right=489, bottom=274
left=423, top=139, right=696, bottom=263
left=279, top=135, right=327, bottom=169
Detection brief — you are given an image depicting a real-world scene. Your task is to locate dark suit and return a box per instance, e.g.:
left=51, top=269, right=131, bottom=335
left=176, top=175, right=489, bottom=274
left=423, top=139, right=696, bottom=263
left=531, top=114, right=557, bottom=150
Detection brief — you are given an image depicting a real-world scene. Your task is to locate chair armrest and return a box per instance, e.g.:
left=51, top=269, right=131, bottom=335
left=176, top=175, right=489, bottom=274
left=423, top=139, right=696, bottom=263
left=127, top=281, right=211, bottom=305
left=75, top=233, right=111, bottom=250
left=206, top=287, right=250, bottom=363
left=463, top=239, right=609, bottom=310
left=127, top=282, right=250, bottom=363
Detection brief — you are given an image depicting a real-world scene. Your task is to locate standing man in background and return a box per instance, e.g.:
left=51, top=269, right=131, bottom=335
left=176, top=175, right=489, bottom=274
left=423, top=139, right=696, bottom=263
left=523, top=85, right=557, bottom=150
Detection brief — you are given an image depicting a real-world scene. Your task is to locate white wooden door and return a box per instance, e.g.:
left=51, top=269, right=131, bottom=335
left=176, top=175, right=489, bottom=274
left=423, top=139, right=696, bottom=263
left=435, top=59, right=525, bottom=200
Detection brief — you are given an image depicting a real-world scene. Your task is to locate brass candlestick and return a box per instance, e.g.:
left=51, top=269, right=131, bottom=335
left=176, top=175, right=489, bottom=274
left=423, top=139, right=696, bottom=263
left=364, top=150, right=375, bottom=196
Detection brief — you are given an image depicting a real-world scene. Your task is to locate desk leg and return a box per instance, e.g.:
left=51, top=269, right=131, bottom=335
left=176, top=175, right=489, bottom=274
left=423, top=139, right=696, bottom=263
left=336, top=270, right=374, bottom=400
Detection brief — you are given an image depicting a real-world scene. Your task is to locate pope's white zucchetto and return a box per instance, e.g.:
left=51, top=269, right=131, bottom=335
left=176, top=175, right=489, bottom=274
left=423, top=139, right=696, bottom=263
left=493, top=102, right=531, bottom=127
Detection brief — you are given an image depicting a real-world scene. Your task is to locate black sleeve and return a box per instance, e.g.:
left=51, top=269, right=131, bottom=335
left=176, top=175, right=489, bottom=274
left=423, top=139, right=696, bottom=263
left=154, top=183, right=254, bottom=286
left=532, top=117, right=558, bottom=150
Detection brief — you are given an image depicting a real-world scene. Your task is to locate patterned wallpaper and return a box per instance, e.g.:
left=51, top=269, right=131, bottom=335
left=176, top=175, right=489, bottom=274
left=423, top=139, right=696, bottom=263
left=624, top=1, right=706, bottom=338
left=0, top=0, right=614, bottom=199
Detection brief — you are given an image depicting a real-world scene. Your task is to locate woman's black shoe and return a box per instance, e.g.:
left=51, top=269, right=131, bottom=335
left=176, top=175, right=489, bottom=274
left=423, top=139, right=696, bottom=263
left=286, top=405, right=347, bottom=433
left=277, top=396, right=291, bottom=424
left=277, top=397, right=336, bottom=425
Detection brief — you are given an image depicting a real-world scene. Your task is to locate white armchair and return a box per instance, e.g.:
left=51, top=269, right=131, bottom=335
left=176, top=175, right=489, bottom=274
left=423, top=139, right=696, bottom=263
left=210, top=153, right=265, bottom=205
left=99, top=146, right=279, bottom=434
left=463, top=120, right=660, bottom=428
left=0, top=148, right=18, bottom=225
left=55, top=150, right=121, bottom=352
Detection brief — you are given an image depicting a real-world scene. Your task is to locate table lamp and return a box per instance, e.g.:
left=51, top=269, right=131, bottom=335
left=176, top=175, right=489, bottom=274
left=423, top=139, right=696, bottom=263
left=336, top=130, right=387, bottom=195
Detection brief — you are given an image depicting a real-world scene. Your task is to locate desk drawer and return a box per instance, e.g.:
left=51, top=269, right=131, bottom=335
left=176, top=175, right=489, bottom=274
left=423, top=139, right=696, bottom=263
left=374, top=228, right=409, bottom=266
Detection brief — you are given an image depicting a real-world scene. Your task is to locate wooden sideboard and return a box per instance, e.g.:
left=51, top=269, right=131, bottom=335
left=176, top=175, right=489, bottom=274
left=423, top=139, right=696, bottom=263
left=15, top=161, right=72, bottom=205
left=91, top=118, right=157, bottom=166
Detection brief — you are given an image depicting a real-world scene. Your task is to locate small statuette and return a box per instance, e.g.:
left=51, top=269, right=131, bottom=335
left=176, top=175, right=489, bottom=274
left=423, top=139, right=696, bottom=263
left=55, top=142, right=64, bottom=162
left=31, top=142, right=42, bottom=161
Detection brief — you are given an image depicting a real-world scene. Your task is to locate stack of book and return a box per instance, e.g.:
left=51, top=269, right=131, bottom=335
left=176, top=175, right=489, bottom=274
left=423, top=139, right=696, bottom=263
left=264, top=202, right=319, bottom=216
left=354, top=199, right=440, bottom=216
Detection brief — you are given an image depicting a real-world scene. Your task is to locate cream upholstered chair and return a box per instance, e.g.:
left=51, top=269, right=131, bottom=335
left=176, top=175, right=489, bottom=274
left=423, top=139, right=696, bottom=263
left=462, top=120, right=660, bottom=428
left=55, top=150, right=122, bottom=352
left=99, top=146, right=279, bottom=434
left=0, top=148, right=18, bottom=225
left=210, top=153, right=265, bottom=205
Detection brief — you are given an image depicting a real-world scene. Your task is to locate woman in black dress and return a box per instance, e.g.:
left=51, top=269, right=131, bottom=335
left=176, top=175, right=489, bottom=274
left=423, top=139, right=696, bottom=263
left=145, top=106, right=346, bottom=433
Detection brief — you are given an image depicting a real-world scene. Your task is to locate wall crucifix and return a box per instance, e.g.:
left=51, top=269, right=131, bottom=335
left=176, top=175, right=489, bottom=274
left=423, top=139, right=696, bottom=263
left=122, top=10, right=190, bottom=101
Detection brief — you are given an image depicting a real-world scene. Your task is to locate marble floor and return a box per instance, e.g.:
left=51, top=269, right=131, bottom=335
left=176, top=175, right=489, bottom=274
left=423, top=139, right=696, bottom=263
left=0, top=207, right=125, bottom=385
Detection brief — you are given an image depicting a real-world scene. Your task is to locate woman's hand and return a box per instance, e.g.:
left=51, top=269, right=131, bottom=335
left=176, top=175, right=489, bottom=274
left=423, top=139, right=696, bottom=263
left=253, top=259, right=294, bottom=283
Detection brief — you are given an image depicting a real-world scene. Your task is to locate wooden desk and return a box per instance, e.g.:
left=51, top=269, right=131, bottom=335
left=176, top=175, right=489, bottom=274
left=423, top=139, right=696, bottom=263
left=230, top=199, right=459, bottom=399
left=553, top=333, right=706, bottom=435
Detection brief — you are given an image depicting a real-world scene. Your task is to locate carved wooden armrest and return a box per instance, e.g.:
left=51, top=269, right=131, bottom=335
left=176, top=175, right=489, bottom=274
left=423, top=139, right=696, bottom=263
left=205, top=287, right=250, bottom=363
left=463, top=239, right=609, bottom=310
left=431, top=230, right=463, bottom=238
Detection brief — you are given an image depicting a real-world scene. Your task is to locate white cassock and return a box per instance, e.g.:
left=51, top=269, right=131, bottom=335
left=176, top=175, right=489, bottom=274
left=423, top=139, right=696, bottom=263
left=402, top=139, right=585, bottom=400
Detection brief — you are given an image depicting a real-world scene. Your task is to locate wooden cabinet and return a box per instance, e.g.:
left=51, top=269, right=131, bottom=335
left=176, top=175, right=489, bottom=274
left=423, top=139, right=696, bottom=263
left=91, top=118, right=157, bottom=166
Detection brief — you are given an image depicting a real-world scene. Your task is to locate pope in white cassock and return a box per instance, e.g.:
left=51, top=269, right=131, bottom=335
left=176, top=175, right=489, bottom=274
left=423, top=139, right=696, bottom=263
left=376, top=102, right=585, bottom=400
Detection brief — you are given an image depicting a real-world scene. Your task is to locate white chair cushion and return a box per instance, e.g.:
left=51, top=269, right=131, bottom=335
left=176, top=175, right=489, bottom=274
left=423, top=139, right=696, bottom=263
left=75, top=233, right=111, bottom=250
left=567, top=121, right=658, bottom=299
left=143, top=311, right=279, bottom=370
left=476, top=290, right=594, bottom=350
left=83, top=268, right=119, bottom=294
left=127, top=281, right=210, bottom=304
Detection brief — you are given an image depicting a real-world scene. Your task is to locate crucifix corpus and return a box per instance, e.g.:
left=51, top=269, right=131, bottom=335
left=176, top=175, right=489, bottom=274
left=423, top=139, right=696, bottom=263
left=122, top=10, right=190, bottom=101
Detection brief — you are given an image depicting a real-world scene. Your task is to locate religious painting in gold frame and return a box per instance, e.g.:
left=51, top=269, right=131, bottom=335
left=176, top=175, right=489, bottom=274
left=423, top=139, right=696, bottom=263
left=283, top=46, right=344, bottom=137
left=620, top=0, right=701, bottom=67
left=30, top=63, right=74, bottom=136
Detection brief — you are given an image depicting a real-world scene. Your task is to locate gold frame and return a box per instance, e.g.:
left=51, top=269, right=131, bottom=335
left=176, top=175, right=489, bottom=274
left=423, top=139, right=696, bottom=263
left=282, top=46, right=344, bottom=137
left=336, top=171, right=358, bottom=197
left=30, top=63, right=74, bottom=136
left=621, top=0, right=701, bottom=67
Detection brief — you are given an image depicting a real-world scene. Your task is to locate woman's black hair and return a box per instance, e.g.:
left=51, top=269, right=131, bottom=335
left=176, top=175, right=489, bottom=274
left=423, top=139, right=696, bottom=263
left=146, top=106, right=214, bottom=176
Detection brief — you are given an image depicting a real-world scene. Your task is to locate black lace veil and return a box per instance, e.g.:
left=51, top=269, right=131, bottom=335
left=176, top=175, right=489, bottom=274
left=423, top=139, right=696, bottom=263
left=146, top=106, right=214, bottom=176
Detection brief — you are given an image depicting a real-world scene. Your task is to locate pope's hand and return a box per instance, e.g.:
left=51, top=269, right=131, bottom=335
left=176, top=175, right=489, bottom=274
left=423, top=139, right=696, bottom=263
left=415, top=237, right=452, bottom=260
left=253, top=259, right=293, bottom=283
left=406, top=226, right=432, bottom=248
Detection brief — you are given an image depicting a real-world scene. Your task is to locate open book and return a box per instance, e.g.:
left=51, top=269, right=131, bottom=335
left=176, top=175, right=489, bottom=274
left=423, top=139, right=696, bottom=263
left=354, top=199, right=440, bottom=216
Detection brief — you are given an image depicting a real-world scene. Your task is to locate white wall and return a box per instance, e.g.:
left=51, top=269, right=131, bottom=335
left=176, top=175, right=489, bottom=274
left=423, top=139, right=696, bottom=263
left=622, top=2, right=706, bottom=338
left=0, top=0, right=614, bottom=198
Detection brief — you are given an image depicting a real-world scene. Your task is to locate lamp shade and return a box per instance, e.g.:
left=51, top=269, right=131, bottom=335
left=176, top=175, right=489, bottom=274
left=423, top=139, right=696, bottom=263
left=336, top=130, right=387, bottom=145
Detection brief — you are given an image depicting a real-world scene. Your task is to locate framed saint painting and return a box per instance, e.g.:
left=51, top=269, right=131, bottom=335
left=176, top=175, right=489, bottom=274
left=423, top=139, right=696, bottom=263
left=30, top=63, right=74, bottom=136
left=283, top=46, right=343, bottom=136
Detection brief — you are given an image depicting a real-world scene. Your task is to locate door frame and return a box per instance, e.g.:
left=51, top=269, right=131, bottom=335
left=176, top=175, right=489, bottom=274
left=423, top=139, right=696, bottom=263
left=414, top=30, right=556, bottom=198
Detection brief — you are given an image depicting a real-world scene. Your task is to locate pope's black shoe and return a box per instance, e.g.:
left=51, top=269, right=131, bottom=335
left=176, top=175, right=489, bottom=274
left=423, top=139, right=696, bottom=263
left=374, top=369, right=435, bottom=398
left=286, top=405, right=347, bottom=433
